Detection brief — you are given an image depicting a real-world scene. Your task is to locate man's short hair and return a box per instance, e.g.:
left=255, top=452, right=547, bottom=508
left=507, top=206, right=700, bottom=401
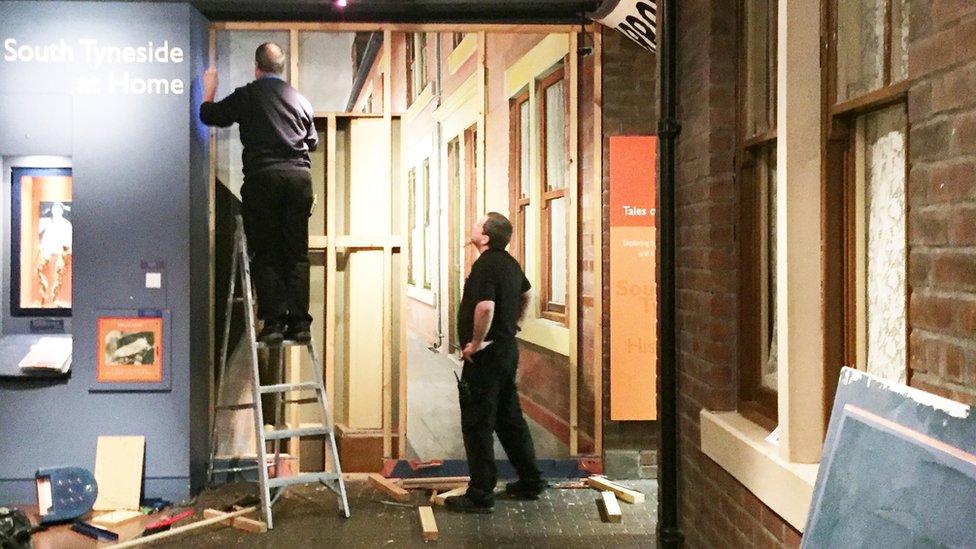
left=255, top=42, right=286, bottom=75
left=483, top=212, right=513, bottom=250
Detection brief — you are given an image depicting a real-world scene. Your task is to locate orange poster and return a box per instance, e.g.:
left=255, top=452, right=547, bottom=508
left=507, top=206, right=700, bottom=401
left=96, top=316, right=164, bottom=383
left=609, top=136, right=657, bottom=421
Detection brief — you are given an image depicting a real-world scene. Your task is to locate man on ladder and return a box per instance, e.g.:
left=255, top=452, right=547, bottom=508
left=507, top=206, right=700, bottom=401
left=200, top=42, right=348, bottom=529
left=201, top=41, right=318, bottom=346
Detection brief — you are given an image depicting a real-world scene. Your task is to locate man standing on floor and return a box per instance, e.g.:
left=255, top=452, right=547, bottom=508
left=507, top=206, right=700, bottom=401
left=446, top=212, right=546, bottom=513
left=199, top=42, right=318, bottom=346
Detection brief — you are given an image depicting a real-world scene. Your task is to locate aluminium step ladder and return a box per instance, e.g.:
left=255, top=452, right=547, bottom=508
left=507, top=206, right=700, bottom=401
left=206, top=216, right=349, bottom=528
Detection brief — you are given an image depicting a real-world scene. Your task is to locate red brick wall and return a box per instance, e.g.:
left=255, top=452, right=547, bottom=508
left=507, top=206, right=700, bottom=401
left=670, top=0, right=803, bottom=546
left=906, top=1, right=976, bottom=404
left=674, top=1, right=976, bottom=547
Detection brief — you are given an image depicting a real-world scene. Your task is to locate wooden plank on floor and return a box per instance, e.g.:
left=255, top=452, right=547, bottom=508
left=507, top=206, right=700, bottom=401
left=398, top=476, right=470, bottom=488
left=596, top=491, right=622, bottom=523
left=202, top=508, right=268, bottom=533
left=369, top=473, right=411, bottom=502
left=586, top=476, right=645, bottom=504
left=431, top=486, right=467, bottom=507
left=418, top=506, right=438, bottom=541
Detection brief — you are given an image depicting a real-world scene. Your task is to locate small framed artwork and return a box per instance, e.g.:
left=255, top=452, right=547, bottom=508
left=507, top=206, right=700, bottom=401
left=10, top=167, right=73, bottom=317
left=91, top=309, right=171, bottom=392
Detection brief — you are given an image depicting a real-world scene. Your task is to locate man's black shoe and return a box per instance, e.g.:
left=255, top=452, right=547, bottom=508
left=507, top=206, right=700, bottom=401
left=283, top=321, right=312, bottom=344
left=504, top=479, right=547, bottom=500
left=257, top=321, right=284, bottom=346
left=444, top=494, right=494, bottom=514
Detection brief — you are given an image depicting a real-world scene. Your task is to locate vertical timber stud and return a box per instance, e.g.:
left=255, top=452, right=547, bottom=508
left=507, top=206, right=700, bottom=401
left=382, top=30, right=394, bottom=460
left=208, top=26, right=218, bottom=435
left=477, top=32, right=487, bottom=217
left=656, top=0, right=683, bottom=546
left=592, top=28, right=604, bottom=458
left=289, top=29, right=299, bottom=89
left=568, top=31, right=580, bottom=456
left=325, top=114, right=338, bottom=472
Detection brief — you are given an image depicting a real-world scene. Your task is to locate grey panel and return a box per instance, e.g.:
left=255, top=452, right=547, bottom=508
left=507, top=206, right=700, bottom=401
left=0, top=1, right=209, bottom=499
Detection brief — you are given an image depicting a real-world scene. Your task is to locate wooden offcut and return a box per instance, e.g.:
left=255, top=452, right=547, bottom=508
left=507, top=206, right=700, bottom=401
left=418, top=506, right=438, bottom=541
left=93, top=436, right=145, bottom=511
left=431, top=486, right=467, bottom=507
left=586, top=476, right=645, bottom=504
left=596, top=491, right=622, bottom=523
left=203, top=508, right=268, bottom=533
left=399, top=476, right=470, bottom=489
left=368, top=473, right=410, bottom=502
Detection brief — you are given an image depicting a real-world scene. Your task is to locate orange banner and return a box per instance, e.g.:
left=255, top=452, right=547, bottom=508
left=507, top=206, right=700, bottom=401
left=609, top=136, right=657, bottom=421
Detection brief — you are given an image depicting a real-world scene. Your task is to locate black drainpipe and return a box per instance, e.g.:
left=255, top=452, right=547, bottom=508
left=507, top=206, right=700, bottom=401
left=345, top=31, right=383, bottom=113
left=656, top=0, right=683, bottom=547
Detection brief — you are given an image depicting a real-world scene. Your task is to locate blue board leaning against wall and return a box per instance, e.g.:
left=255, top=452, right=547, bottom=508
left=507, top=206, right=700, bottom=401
left=0, top=1, right=211, bottom=504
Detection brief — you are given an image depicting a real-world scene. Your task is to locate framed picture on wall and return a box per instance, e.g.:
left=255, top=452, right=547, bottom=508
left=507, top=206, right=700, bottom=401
left=10, top=167, right=73, bottom=317
left=91, top=310, right=171, bottom=392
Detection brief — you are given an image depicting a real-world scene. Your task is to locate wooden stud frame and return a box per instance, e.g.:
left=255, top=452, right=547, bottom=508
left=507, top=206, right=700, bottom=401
left=211, top=22, right=604, bottom=459
left=567, top=32, right=579, bottom=456
left=592, top=29, right=603, bottom=458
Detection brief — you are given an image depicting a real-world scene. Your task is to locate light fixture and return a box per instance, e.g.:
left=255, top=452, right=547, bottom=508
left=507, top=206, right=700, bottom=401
left=336, top=0, right=348, bottom=7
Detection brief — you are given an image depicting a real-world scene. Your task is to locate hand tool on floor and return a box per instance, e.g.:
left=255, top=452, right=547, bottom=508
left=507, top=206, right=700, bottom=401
left=141, top=509, right=194, bottom=536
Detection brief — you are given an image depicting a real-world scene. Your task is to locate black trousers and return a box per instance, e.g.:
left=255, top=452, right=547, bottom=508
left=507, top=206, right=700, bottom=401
left=241, top=168, right=313, bottom=323
left=459, top=341, right=543, bottom=503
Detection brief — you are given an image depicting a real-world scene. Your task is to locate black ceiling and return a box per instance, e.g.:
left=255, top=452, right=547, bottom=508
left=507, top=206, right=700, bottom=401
left=188, top=0, right=603, bottom=23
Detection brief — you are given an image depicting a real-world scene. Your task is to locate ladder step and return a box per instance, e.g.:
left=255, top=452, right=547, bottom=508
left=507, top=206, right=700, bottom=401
left=267, top=472, right=342, bottom=490
left=259, top=382, right=320, bottom=394
left=216, top=402, right=256, bottom=411
left=264, top=425, right=331, bottom=440
left=211, top=465, right=261, bottom=474
left=255, top=340, right=313, bottom=349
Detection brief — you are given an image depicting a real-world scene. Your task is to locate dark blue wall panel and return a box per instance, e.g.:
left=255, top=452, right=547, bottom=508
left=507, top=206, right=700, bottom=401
left=0, top=1, right=210, bottom=502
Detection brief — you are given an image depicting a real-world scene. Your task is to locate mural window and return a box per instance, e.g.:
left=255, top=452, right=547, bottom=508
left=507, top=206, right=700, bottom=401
left=408, top=167, right=418, bottom=286
left=406, top=32, right=429, bottom=105
left=538, top=67, right=568, bottom=323
left=422, top=158, right=433, bottom=290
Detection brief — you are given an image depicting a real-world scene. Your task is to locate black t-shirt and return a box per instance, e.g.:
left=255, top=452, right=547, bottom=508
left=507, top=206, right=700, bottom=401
left=199, top=76, right=318, bottom=176
left=458, top=248, right=531, bottom=346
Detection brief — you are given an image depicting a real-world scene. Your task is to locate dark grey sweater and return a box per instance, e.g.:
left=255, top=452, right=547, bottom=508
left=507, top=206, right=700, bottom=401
left=200, top=76, right=318, bottom=176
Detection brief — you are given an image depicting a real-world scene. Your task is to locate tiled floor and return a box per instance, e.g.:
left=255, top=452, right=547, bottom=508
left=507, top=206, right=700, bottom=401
left=405, top=334, right=570, bottom=461
left=148, top=479, right=658, bottom=548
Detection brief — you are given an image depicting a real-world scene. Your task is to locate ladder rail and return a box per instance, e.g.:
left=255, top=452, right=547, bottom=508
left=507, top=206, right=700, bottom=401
left=207, top=227, right=241, bottom=486
left=308, top=341, right=351, bottom=517
left=207, top=215, right=349, bottom=529
left=237, top=217, right=276, bottom=529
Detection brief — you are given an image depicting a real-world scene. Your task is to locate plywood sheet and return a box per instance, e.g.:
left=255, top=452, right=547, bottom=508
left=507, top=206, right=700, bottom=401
left=92, top=436, right=144, bottom=511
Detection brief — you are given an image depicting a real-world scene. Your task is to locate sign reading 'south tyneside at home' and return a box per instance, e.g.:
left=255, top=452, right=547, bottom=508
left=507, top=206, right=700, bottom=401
left=2, top=38, right=187, bottom=95
left=609, top=136, right=657, bottom=421
left=589, top=0, right=658, bottom=52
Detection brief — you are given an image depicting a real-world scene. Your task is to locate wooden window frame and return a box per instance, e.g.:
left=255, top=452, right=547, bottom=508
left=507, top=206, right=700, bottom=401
left=737, top=0, right=779, bottom=428
left=509, top=90, right=530, bottom=266
left=537, top=67, right=568, bottom=324
left=822, top=0, right=911, bottom=419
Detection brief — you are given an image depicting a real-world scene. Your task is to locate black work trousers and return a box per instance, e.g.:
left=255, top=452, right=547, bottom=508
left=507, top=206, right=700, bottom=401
left=241, top=168, right=313, bottom=323
left=459, top=341, right=543, bottom=503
